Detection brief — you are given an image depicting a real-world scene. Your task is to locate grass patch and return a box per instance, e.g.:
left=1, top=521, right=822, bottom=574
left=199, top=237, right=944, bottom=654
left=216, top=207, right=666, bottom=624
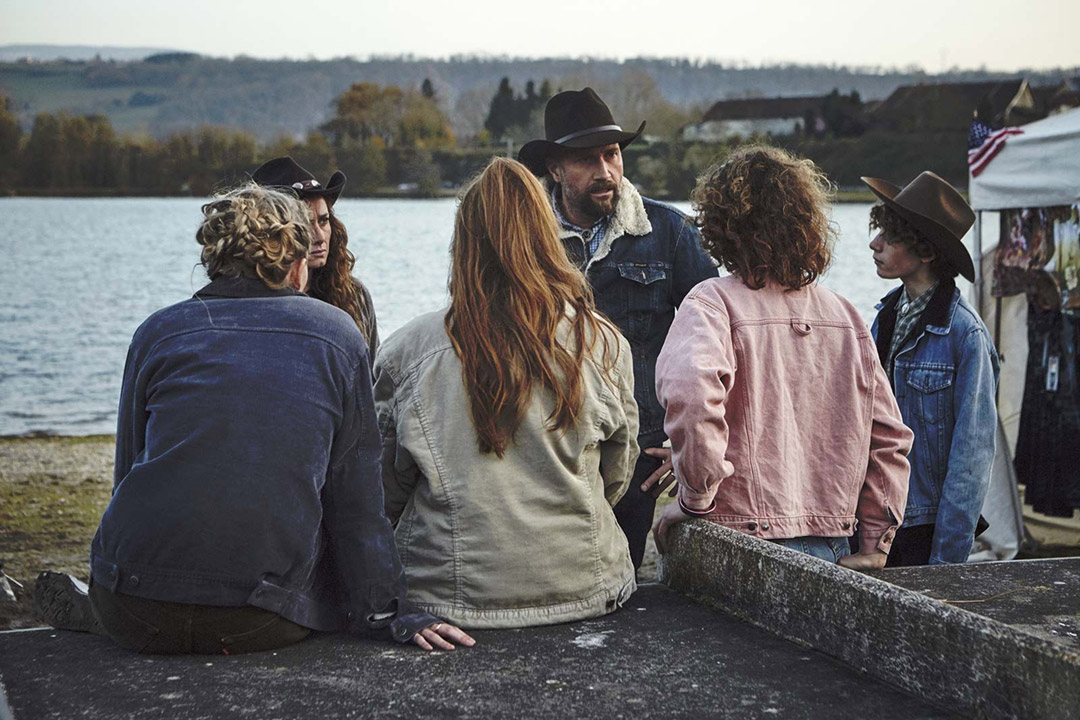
left=0, top=435, right=113, bottom=629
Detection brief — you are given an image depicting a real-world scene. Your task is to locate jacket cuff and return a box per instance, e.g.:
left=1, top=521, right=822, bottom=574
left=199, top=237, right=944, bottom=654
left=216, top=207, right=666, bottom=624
left=388, top=611, right=440, bottom=644
left=859, top=525, right=898, bottom=555
left=677, top=485, right=716, bottom=514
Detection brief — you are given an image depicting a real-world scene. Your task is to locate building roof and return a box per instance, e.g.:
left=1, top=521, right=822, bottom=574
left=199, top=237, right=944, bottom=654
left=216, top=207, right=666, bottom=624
left=869, top=79, right=1029, bottom=132
left=702, top=95, right=826, bottom=121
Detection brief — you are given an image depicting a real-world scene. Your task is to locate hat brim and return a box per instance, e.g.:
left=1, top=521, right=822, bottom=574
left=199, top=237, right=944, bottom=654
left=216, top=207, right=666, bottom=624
left=861, top=176, right=976, bottom=282
left=519, top=121, right=646, bottom=177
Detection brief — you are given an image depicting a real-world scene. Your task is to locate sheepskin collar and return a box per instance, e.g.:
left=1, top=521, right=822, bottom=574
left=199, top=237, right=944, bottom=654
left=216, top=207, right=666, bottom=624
left=547, top=177, right=652, bottom=268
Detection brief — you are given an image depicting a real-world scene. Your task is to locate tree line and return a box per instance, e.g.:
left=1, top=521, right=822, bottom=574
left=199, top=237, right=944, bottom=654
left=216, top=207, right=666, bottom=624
left=0, top=75, right=971, bottom=199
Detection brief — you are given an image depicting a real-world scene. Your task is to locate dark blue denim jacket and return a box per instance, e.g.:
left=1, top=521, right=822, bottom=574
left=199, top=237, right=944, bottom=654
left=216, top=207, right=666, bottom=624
left=871, top=281, right=999, bottom=564
left=560, top=184, right=717, bottom=443
left=91, top=276, right=435, bottom=642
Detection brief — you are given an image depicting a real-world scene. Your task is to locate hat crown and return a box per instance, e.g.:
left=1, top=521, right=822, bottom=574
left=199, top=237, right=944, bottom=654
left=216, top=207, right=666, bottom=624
left=251, top=156, right=316, bottom=188
left=251, top=156, right=346, bottom=206
left=892, top=171, right=975, bottom=239
left=544, top=88, right=619, bottom=142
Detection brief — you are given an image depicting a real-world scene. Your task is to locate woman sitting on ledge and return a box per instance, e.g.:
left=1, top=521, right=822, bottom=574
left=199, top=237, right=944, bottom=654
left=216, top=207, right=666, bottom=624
left=36, top=184, right=471, bottom=654
left=651, top=146, right=913, bottom=570
left=375, top=157, right=639, bottom=627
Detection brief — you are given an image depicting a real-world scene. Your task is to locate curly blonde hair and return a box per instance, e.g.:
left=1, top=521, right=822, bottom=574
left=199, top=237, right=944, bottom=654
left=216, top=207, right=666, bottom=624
left=196, top=183, right=312, bottom=289
left=693, top=145, right=835, bottom=290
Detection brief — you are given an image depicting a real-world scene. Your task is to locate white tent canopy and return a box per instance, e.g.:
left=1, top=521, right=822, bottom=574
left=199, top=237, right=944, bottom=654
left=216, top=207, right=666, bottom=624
left=970, top=107, right=1080, bottom=211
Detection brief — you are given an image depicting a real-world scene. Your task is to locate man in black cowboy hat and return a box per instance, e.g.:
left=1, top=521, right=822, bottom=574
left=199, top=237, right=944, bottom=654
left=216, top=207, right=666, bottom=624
left=520, top=88, right=717, bottom=571
left=865, top=171, right=999, bottom=567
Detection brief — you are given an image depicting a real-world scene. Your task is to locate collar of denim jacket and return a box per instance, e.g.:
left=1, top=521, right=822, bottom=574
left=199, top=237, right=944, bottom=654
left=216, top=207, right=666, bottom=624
left=193, top=275, right=307, bottom=300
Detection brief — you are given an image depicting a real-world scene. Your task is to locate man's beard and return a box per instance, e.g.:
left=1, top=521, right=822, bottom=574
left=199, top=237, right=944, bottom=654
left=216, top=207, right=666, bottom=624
left=562, top=179, right=620, bottom=224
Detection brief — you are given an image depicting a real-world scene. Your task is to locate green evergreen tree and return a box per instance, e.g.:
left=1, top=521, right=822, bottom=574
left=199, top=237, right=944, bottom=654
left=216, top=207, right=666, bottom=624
left=421, top=78, right=436, bottom=100
left=484, top=77, right=517, bottom=139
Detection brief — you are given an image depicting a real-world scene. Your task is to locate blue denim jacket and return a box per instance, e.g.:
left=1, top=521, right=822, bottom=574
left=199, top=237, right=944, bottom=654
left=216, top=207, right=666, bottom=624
left=871, top=281, right=999, bottom=564
left=91, top=276, right=435, bottom=642
left=558, top=180, right=717, bottom=442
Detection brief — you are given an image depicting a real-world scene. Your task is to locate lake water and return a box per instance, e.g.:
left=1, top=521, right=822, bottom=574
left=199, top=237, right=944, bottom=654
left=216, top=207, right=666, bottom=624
left=0, top=197, right=945, bottom=436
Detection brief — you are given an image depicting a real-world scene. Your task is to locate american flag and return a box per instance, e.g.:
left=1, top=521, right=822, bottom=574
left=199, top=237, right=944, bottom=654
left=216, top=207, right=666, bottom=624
left=968, top=119, right=1023, bottom=177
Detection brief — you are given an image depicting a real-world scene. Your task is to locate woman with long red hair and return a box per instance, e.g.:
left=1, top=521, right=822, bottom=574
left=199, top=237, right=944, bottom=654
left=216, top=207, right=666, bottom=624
left=374, top=157, right=639, bottom=628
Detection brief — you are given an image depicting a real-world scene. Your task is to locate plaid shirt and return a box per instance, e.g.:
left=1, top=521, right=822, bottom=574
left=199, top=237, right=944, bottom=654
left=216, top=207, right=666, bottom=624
left=551, top=185, right=610, bottom=260
left=886, top=282, right=938, bottom=376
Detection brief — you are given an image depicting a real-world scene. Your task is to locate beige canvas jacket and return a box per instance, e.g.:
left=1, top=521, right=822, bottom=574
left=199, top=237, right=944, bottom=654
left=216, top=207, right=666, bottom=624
left=374, top=309, right=639, bottom=629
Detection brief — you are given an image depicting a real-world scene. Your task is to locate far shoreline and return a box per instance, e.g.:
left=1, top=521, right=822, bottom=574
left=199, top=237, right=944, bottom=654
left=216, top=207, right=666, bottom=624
left=0, top=189, right=884, bottom=203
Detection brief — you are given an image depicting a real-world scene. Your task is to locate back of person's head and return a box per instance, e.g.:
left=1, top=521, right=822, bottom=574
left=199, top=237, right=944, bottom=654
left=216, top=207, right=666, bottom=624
left=446, top=157, right=613, bottom=457
left=868, top=203, right=960, bottom=281
left=196, top=183, right=312, bottom=288
left=693, top=145, right=835, bottom=290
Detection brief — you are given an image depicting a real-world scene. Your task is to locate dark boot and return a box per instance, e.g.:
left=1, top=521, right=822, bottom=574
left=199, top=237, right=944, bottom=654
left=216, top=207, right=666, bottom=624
left=33, top=572, right=105, bottom=634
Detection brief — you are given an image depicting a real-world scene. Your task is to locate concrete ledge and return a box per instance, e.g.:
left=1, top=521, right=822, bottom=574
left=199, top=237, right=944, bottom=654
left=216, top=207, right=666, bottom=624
left=659, top=521, right=1080, bottom=720
left=0, top=585, right=952, bottom=719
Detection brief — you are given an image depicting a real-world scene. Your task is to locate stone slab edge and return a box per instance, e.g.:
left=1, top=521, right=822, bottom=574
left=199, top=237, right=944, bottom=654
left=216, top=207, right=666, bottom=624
left=659, top=521, right=1080, bottom=720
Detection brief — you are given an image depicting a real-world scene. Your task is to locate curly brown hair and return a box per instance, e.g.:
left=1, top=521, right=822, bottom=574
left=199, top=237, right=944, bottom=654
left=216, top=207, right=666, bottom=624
left=306, top=210, right=376, bottom=347
left=692, top=145, right=835, bottom=290
left=869, top=204, right=958, bottom=281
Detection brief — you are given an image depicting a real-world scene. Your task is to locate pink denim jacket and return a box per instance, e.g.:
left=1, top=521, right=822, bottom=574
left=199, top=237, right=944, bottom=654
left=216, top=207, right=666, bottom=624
left=656, top=276, right=913, bottom=554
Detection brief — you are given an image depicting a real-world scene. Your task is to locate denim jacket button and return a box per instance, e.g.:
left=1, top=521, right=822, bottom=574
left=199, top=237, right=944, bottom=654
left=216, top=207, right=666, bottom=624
left=129, top=575, right=140, bottom=587
left=842, top=522, right=851, bottom=530
left=760, top=522, right=770, bottom=531
left=746, top=522, right=758, bottom=531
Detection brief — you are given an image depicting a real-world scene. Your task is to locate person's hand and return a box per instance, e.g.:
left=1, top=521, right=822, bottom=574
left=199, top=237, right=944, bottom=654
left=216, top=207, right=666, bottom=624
left=412, top=621, right=476, bottom=651
left=837, top=551, right=888, bottom=571
left=639, top=447, right=676, bottom=498
left=651, top=501, right=693, bottom=555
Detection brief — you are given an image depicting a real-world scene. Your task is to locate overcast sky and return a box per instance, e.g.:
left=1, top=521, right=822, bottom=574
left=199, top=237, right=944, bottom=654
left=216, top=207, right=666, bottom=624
left=1, top=0, right=1076, bottom=71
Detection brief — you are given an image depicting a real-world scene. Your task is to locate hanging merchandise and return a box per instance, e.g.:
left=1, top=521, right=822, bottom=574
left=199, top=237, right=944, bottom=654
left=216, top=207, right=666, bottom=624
left=992, top=207, right=1061, bottom=297
left=1013, top=293, right=1080, bottom=517
left=1053, top=204, right=1080, bottom=310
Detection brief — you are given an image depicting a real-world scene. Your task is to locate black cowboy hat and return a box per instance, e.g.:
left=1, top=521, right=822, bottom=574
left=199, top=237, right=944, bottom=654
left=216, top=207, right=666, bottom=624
left=861, top=171, right=977, bottom=282
left=518, top=88, right=645, bottom=177
left=251, top=156, right=346, bottom=207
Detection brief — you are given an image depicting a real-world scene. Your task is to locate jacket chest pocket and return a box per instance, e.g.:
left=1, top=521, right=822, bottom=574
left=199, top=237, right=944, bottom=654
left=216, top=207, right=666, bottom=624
left=616, top=262, right=668, bottom=341
left=905, top=368, right=954, bottom=426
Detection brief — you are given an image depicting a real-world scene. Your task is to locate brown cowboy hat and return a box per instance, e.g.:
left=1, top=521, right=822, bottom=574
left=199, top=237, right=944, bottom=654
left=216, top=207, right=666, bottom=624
left=251, top=156, right=346, bottom=207
left=861, top=171, right=976, bottom=282
left=518, top=87, right=645, bottom=177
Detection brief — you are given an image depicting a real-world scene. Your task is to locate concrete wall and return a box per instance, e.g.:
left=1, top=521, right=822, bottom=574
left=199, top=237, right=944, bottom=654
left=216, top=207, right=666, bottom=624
left=659, top=521, right=1080, bottom=720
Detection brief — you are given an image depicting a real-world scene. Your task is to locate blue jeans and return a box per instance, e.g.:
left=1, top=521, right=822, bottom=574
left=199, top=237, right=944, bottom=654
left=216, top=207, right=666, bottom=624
left=772, top=536, right=851, bottom=563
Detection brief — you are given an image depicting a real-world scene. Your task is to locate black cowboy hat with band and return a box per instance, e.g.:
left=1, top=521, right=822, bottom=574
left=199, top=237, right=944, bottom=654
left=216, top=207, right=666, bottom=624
left=861, top=171, right=977, bottom=282
left=518, top=88, right=645, bottom=177
left=251, top=156, right=346, bottom=207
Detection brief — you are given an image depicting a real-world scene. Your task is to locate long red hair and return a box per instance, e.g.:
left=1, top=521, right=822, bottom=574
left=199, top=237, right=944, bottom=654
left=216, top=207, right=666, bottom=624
left=445, top=157, right=615, bottom=457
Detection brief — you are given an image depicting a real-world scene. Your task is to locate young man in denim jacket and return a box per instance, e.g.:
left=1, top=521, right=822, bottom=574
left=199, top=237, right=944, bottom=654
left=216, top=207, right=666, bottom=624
left=864, top=171, right=1000, bottom=566
left=519, top=89, right=717, bottom=570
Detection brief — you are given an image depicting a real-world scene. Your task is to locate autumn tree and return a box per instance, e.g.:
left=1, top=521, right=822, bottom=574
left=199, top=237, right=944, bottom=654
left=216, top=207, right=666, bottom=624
left=321, top=82, right=453, bottom=150
left=0, top=95, right=21, bottom=189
